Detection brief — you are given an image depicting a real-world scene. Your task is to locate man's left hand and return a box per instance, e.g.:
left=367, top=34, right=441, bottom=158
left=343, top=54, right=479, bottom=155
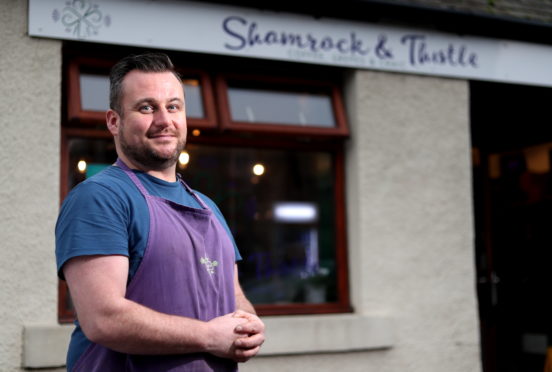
left=232, top=310, right=265, bottom=362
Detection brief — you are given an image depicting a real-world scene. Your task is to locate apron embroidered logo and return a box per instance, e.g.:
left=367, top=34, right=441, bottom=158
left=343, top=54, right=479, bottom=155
left=200, top=257, right=218, bottom=275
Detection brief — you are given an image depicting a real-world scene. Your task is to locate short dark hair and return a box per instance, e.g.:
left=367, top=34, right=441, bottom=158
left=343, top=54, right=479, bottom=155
left=109, top=52, right=181, bottom=114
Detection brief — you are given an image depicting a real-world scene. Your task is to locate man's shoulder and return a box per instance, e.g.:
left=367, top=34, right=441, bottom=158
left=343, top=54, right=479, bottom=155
left=69, top=165, right=138, bottom=199
left=82, top=165, right=132, bottom=188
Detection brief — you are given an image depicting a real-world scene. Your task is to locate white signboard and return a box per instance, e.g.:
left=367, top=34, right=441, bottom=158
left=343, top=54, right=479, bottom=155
left=29, top=0, right=552, bottom=87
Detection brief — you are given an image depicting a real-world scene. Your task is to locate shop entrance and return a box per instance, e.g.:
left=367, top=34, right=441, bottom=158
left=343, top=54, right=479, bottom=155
left=471, top=81, right=552, bottom=372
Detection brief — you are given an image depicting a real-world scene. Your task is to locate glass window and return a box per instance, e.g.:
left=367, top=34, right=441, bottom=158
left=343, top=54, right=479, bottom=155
left=67, top=137, right=116, bottom=189
left=183, top=78, right=205, bottom=119
left=80, top=74, right=109, bottom=112
left=78, top=74, right=206, bottom=118
left=180, top=144, right=338, bottom=305
left=61, top=54, right=350, bottom=321
left=227, top=86, right=335, bottom=127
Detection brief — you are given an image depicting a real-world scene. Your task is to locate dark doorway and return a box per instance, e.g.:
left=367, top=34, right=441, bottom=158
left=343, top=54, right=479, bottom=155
left=471, top=81, right=552, bottom=372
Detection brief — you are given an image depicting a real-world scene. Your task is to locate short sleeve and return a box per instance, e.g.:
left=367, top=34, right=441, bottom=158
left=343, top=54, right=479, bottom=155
left=55, top=181, right=131, bottom=279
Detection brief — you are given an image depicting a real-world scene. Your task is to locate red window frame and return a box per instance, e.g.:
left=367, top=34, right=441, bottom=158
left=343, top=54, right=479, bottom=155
left=59, top=55, right=352, bottom=322
left=66, top=58, right=218, bottom=129
left=215, top=74, right=349, bottom=138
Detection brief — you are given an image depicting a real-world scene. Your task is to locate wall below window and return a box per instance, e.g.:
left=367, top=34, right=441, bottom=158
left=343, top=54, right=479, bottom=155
left=0, top=1, right=62, bottom=372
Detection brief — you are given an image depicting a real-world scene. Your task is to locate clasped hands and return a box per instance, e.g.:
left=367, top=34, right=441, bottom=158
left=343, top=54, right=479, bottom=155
left=231, top=310, right=265, bottom=363
left=207, top=310, right=265, bottom=363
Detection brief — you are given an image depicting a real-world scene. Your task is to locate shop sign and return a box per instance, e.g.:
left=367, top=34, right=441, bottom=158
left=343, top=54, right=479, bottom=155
left=29, top=0, right=552, bottom=87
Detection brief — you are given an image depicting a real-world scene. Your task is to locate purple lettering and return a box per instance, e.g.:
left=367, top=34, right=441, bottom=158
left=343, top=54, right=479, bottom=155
left=264, top=31, right=278, bottom=45
left=222, top=16, right=247, bottom=51
left=401, top=34, right=425, bottom=66
left=320, top=36, right=334, bottom=51
left=350, top=32, right=369, bottom=55
left=248, top=22, right=262, bottom=46
left=336, top=38, right=349, bottom=53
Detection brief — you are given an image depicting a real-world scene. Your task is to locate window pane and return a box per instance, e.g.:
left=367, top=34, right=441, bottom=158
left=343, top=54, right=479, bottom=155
left=79, top=74, right=205, bottom=118
left=228, top=86, right=336, bottom=127
left=80, top=73, right=109, bottom=111
left=67, top=137, right=117, bottom=189
left=183, top=79, right=205, bottom=118
left=180, top=144, right=337, bottom=305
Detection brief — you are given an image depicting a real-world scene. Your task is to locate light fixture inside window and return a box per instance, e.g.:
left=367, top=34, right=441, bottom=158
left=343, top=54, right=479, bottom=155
left=77, top=160, right=87, bottom=173
left=252, top=163, right=265, bottom=176
left=179, top=151, right=190, bottom=166
left=274, top=202, right=318, bottom=223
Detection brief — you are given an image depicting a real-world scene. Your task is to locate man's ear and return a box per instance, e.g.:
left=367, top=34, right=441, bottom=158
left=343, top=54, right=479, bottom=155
left=106, top=109, right=120, bottom=136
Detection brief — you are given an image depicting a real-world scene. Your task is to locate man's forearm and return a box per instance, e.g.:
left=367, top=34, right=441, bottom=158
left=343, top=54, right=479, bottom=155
left=64, top=255, right=245, bottom=358
left=235, top=292, right=256, bottom=314
left=81, top=298, right=245, bottom=357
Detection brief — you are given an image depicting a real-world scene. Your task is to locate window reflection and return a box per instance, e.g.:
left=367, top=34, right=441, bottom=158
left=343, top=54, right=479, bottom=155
left=183, top=79, right=204, bottom=118
left=67, top=138, right=337, bottom=305
left=228, top=86, right=336, bottom=127
left=79, top=74, right=205, bottom=118
left=80, top=74, right=109, bottom=111
left=68, top=138, right=117, bottom=188
left=181, top=144, right=337, bottom=305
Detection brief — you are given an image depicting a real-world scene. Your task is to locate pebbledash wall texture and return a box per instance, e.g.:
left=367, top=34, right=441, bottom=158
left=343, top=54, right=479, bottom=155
left=0, top=1, right=63, bottom=372
left=0, top=1, right=481, bottom=371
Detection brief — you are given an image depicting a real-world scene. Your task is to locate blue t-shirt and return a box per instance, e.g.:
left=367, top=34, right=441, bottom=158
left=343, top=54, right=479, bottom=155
left=55, top=165, right=240, bottom=371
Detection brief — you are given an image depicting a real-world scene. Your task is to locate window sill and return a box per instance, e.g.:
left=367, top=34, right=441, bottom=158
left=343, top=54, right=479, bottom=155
left=23, top=315, right=393, bottom=367
left=259, top=314, right=394, bottom=355
left=23, top=324, right=74, bottom=368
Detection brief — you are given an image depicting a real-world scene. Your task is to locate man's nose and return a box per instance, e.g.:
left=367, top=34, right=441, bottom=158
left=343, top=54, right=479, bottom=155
left=152, top=108, right=171, bottom=126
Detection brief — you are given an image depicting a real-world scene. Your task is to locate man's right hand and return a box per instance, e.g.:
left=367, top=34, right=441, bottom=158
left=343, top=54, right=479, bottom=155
left=204, top=313, right=249, bottom=361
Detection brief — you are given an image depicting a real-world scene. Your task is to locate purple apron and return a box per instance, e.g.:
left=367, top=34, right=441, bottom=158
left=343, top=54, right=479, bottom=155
left=72, top=159, right=237, bottom=372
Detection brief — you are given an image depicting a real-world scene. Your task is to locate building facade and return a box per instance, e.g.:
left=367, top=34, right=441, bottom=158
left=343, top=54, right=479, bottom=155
left=1, top=0, right=551, bottom=371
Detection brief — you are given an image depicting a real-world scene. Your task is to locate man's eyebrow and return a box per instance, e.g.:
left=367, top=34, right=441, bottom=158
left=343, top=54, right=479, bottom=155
left=132, top=97, right=183, bottom=106
left=133, top=98, right=155, bottom=107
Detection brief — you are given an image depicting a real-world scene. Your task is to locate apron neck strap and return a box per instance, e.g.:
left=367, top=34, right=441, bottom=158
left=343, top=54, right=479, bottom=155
left=115, top=158, right=150, bottom=196
left=176, top=173, right=210, bottom=210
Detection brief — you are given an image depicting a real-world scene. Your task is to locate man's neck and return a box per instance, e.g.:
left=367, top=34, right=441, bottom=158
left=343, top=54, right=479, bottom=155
left=118, top=154, right=177, bottom=182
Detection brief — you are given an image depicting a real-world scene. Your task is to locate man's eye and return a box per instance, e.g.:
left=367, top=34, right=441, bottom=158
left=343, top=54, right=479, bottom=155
left=140, top=105, right=154, bottom=113
left=168, top=104, right=180, bottom=111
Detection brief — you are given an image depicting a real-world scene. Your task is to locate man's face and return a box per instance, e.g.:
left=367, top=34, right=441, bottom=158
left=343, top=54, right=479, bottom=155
left=109, top=70, right=187, bottom=170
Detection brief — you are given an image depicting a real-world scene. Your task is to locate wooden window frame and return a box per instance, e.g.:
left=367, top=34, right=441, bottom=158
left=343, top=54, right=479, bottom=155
left=66, top=57, right=112, bottom=125
left=58, top=127, right=113, bottom=323
left=66, top=58, right=218, bottom=129
left=215, top=74, right=350, bottom=138
left=189, top=136, right=352, bottom=316
left=59, top=55, right=352, bottom=322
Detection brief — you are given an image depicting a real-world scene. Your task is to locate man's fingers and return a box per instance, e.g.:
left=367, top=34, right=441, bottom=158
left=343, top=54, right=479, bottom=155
left=235, top=321, right=262, bottom=335
left=233, top=310, right=256, bottom=320
left=234, top=333, right=265, bottom=349
left=234, top=314, right=265, bottom=335
left=234, top=346, right=261, bottom=362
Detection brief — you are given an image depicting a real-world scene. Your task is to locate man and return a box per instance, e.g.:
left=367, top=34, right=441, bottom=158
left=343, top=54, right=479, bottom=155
left=55, top=53, right=265, bottom=371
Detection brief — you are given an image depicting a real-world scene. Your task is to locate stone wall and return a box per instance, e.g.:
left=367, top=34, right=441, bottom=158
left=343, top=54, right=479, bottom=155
left=0, top=1, right=62, bottom=371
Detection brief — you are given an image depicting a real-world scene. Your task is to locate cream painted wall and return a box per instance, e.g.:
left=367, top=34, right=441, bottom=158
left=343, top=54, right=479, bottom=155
left=344, top=70, right=481, bottom=371
left=242, top=70, right=481, bottom=372
left=0, top=1, right=62, bottom=371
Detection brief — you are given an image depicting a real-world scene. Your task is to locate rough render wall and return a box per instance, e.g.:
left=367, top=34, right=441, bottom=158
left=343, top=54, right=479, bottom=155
left=242, top=71, right=481, bottom=372
left=345, top=70, right=481, bottom=371
left=0, top=1, right=62, bottom=371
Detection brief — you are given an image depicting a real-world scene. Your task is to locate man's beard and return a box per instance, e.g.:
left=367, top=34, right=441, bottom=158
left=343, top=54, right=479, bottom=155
left=119, top=128, right=186, bottom=171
